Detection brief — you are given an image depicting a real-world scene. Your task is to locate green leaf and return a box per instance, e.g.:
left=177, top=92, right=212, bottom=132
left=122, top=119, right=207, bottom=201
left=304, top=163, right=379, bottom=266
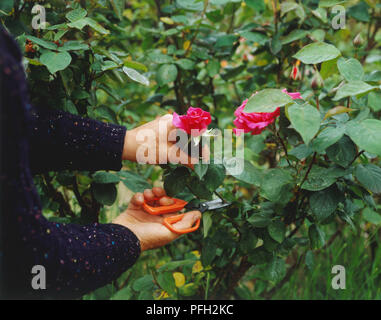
left=337, top=58, right=364, bottom=81
left=59, top=41, right=90, bottom=51
left=147, top=52, right=173, bottom=64
left=305, top=250, right=314, bottom=270
left=124, top=60, right=148, bottom=72
left=40, top=51, right=72, bottom=74
left=203, top=212, right=213, bottom=238
left=176, top=0, right=204, bottom=11
left=244, top=89, right=293, bottom=113
left=310, top=125, right=345, bottom=153
left=346, top=119, right=381, bottom=156
left=85, top=17, right=110, bottom=35
left=164, top=167, right=189, bottom=197
left=319, top=0, right=346, bottom=8
left=157, top=272, right=176, bottom=296
left=27, top=36, right=58, bottom=50
left=187, top=176, right=213, bottom=199
left=175, top=59, right=195, bottom=70
left=194, top=163, right=208, bottom=180
left=289, top=144, right=314, bottom=160
left=239, top=227, right=258, bottom=253
left=355, top=164, right=381, bottom=194
left=207, top=60, right=220, bottom=77
left=245, top=0, right=265, bottom=11
left=247, top=213, right=271, bottom=228
left=0, top=0, right=14, bottom=14
left=261, top=169, right=293, bottom=204
left=333, top=81, right=376, bottom=101
left=179, top=283, right=198, bottom=297
left=156, top=64, right=178, bottom=86
left=93, top=172, right=120, bottom=184
left=302, top=166, right=346, bottom=191
left=281, top=29, right=309, bottom=45
left=268, top=221, right=286, bottom=243
left=326, top=135, right=357, bottom=167
left=122, top=67, right=149, bottom=86
left=111, top=287, right=133, bottom=300
left=67, top=18, right=89, bottom=30
left=132, top=275, right=155, bottom=291
left=265, top=258, right=286, bottom=282
left=320, top=58, right=339, bottom=79
left=310, top=185, right=342, bottom=221
left=110, top=0, right=125, bottom=20
left=239, top=31, right=268, bottom=45
left=288, top=103, right=321, bottom=145
left=158, top=260, right=196, bottom=272
left=215, top=34, right=238, bottom=48
left=204, top=164, right=225, bottom=191
left=363, top=208, right=381, bottom=225
left=201, top=241, right=218, bottom=266
left=225, top=159, right=262, bottom=187
left=92, top=183, right=117, bottom=206
left=308, top=225, right=325, bottom=249
left=368, top=92, right=381, bottom=112
left=66, top=8, right=87, bottom=22
left=248, top=247, right=273, bottom=265
left=293, top=42, right=341, bottom=64
left=119, top=171, right=151, bottom=192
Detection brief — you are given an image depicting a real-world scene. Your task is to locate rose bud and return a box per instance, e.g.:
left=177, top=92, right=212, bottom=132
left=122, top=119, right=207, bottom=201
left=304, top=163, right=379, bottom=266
left=353, top=33, right=364, bottom=48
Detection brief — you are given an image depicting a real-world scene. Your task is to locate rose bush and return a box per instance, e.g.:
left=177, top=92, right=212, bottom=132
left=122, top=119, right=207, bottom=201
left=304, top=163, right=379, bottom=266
left=2, top=0, right=381, bottom=300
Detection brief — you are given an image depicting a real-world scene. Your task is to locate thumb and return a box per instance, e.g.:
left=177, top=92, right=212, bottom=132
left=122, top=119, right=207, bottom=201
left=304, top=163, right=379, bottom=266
left=172, top=210, right=202, bottom=230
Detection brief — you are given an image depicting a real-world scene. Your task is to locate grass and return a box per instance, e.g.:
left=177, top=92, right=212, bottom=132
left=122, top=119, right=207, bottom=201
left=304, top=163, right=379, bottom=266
left=268, top=226, right=381, bottom=300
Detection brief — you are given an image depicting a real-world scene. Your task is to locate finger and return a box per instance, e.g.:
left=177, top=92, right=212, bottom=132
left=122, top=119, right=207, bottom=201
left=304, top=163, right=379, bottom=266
left=172, top=210, right=202, bottom=230
left=129, top=192, right=144, bottom=208
left=143, top=189, right=155, bottom=202
left=152, top=187, right=166, bottom=198
left=159, top=196, right=175, bottom=206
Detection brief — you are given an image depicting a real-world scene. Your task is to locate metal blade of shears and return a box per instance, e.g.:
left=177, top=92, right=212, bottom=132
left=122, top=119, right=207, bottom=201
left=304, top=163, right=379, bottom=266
left=186, top=198, right=231, bottom=213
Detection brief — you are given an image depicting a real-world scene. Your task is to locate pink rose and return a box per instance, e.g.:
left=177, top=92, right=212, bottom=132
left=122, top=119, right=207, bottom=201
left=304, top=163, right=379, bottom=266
left=233, top=99, right=280, bottom=136
left=282, top=88, right=302, bottom=100
left=173, top=107, right=212, bottom=136
left=233, top=89, right=302, bottom=136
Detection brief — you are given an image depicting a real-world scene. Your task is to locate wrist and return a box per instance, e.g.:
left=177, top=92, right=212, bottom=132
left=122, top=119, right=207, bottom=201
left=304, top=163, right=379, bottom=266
left=113, top=212, right=146, bottom=251
left=122, top=129, right=137, bottom=162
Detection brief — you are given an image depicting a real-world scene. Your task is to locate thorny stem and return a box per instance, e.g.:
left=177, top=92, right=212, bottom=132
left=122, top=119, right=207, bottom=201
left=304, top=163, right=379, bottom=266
left=299, top=152, right=317, bottom=190
left=347, top=150, right=365, bottom=168
left=275, top=127, right=291, bottom=166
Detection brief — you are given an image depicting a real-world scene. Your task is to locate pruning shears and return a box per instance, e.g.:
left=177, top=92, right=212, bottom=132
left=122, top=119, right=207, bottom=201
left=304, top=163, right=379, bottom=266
left=143, top=197, right=231, bottom=235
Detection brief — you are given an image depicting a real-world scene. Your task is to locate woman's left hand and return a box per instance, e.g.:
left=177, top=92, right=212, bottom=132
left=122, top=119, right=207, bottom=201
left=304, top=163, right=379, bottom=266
left=112, top=187, right=201, bottom=251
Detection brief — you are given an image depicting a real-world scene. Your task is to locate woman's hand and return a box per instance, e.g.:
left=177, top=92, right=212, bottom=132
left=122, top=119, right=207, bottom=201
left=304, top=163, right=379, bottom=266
left=112, top=187, right=201, bottom=251
left=122, top=114, right=209, bottom=169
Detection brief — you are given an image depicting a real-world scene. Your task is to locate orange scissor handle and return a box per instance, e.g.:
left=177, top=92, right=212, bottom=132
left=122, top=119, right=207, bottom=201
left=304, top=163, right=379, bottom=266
left=163, top=214, right=201, bottom=235
left=142, top=197, right=188, bottom=215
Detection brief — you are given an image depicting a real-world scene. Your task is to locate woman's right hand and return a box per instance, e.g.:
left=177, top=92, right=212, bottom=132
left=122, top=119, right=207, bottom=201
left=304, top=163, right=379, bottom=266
left=122, top=114, right=209, bottom=169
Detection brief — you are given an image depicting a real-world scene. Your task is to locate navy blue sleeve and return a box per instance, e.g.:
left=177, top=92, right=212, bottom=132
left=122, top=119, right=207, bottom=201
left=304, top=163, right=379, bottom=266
left=28, top=106, right=127, bottom=173
left=0, top=27, right=141, bottom=299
